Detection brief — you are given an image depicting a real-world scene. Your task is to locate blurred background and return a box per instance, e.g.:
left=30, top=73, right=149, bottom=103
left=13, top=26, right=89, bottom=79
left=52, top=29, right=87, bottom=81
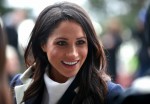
left=0, top=0, right=150, bottom=88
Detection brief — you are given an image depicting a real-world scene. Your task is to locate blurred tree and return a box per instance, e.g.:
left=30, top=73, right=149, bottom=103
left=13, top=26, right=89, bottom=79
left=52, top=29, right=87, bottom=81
left=88, top=0, right=147, bottom=27
left=0, top=0, right=13, bottom=15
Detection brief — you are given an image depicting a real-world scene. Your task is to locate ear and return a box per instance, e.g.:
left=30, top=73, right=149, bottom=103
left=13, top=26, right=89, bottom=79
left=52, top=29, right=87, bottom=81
left=41, top=44, right=47, bottom=52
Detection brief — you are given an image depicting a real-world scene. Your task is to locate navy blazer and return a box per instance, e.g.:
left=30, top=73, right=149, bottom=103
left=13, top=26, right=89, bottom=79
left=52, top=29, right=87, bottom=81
left=11, top=74, right=124, bottom=104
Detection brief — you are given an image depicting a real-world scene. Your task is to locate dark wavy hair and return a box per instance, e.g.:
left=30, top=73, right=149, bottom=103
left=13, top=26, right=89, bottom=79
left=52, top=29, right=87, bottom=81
left=23, top=2, right=110, bottom=104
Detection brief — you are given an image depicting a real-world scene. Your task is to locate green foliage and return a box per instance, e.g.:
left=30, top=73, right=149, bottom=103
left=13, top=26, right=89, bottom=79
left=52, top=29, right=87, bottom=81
left=88, top=0, right=147, bottom=27
left=88, top=0, right=105, bottom=8
left=0, top=0, right=13, bottom=15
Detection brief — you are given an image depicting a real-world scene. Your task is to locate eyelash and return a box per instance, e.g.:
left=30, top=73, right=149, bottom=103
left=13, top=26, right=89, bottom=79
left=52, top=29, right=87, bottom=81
left=56, top=40, right=86, bottom=46
left=56, top=41, right=67, bottom=46
left=76, top=40, right=86, bottom=45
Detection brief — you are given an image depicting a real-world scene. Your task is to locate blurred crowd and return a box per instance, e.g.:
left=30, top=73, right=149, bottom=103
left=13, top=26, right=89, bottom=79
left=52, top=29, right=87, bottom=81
left=0, top=9, right=35, bottom=82
left=93, top=4, right=150, bottom=89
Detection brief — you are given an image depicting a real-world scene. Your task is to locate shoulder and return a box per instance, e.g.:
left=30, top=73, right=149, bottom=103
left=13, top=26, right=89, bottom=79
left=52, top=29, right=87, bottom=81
left=107, top=81, right=124, bottom=95
left=10, top=66, right=34, bottom=88
left=112, top=76, right=150, bottom=104
left=105, top=81, right=124, bottom=104
left=10, top=67, right=34, bottom=104
left=10, top=74, right=22, bottom=88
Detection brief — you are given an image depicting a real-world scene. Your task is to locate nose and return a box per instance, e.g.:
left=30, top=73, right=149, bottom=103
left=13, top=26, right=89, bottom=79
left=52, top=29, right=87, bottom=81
left=66, top=45, right=78, bottom=58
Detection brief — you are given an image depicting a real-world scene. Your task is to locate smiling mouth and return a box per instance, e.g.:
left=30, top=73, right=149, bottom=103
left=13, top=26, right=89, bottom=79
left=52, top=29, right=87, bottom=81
left=62, top=60, right=79, bottom=66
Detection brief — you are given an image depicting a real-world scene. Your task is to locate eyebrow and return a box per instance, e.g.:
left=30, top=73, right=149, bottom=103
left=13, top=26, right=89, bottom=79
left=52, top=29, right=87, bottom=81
left=55, top=36, right=87, bottom=40
left=77, top=37, right=87, bottom=40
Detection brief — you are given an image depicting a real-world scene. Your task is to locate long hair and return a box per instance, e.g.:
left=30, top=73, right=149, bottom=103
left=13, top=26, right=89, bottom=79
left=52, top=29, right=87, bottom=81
left=23, top=2, right=110, bottom=104
left=0, top=22, right=12, bottom=104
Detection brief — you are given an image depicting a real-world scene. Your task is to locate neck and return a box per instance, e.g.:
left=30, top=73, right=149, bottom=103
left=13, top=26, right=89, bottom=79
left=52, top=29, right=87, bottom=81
left=48, top=70, right=68, bottom=83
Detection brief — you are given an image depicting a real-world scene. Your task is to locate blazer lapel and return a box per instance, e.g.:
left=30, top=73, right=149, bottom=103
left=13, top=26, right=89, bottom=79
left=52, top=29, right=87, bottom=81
left=14, top=79, right=32, bottom=104
left=58, top=75, right=80, bottom=104
left=14, top=67, right=33, bottom=104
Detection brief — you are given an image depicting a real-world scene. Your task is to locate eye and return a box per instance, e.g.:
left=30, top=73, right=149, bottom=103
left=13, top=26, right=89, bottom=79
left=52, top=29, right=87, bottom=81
left=76, top=40, right=86, bottom=45
left=56, top=41, right=67, bottom=46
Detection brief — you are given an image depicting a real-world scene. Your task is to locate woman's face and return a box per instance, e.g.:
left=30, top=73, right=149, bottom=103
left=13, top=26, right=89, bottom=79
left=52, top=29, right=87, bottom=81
left=42, top=21, right=88, bottom=83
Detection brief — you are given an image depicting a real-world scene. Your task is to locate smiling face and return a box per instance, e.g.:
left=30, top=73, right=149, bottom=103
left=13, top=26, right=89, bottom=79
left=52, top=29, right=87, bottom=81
left=42, top=20, right=88, bottom=83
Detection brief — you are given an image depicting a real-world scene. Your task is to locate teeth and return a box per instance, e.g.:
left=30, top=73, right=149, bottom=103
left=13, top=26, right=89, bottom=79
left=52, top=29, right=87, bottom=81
left=63, top=61, right=78, bottom=65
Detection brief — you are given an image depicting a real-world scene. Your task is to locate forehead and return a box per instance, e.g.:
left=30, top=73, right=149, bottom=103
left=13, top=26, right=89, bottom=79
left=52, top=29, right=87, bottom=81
left=58, top=20, right=80, bottom=30
left=49, top=20, right=86, bottom=38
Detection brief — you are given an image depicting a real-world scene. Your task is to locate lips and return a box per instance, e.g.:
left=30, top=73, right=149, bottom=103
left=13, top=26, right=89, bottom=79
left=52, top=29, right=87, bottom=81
left=62, top=60, right=79, bottom=66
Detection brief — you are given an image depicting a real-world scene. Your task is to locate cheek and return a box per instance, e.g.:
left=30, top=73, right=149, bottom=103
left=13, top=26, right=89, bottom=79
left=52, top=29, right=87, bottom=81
left=47, top=49, right=57, bottom=59
left=80, top=47, right=88, bottom=59
left=46, top=48, right=62, bottom=63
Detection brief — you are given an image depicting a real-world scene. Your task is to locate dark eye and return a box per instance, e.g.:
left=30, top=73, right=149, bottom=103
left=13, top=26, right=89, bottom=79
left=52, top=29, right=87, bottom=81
left=76, top=40, right=86, bottom=45
left=56, top=41, right=67, bottom=46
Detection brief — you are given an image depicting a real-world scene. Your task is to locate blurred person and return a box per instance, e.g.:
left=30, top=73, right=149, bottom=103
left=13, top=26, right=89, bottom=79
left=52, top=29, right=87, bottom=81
left=102, top=17, right=123, bottom=82
left=10, top=2, right=124, bottom=104
left=116, top=39, right=138, bottom=88
left=5, top=45, right=20, bottom=83
left=0, top=19, right=12, bottom=104
left=3, top=9, right=29, bottom=73
left=5, top=24, right=18, bottom=51
left=131, top=7, right=150, bottom=78
left=3, top=9, right=27, bottom=51
left=131, top=1, right=150, bottom=93
left=17, top=19, right=35, bottom=56
left=111, top=3, right=150, bottom=104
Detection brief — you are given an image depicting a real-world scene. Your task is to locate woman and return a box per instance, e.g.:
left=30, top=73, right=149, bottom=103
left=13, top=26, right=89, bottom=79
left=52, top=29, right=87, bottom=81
left=11, top=2, right=124, bottom=104
left=0, top=21, right=12, bottom=104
